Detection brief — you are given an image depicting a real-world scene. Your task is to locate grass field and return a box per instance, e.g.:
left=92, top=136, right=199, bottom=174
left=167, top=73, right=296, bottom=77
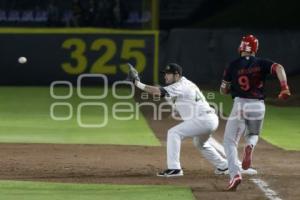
left=263, top=105, right=300, bottom=150
left=0, top=181, right=195, bottom=200
left=0, top=87, right=298, bottom=149
left=0, top=87, right=160, bottom=146
left=204, top=91, right=300, bottom=150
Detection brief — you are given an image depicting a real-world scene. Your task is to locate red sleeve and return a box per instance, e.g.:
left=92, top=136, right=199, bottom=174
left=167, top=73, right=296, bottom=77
left=270, top=63, right=280, bottom=75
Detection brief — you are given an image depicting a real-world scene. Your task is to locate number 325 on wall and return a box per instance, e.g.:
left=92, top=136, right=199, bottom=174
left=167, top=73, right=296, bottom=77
left=61, top=38, right=146, bottom=75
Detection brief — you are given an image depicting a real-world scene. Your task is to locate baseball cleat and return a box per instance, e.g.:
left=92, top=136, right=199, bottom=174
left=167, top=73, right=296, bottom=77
left=242, top=145, right=253, bottom=170
left=214, top=167, right=229, bottom=175
left=215, top=167, right=257, bottom=176
left=225, top=174, right=242, bottom=191
left=241, top=167, right=257, bottom=175
left=157, top=169, right=183, bottom=177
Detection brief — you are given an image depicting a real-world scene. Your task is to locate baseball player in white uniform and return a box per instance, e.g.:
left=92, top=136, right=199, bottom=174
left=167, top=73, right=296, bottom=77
left=128, top=63, right=228, bottom=177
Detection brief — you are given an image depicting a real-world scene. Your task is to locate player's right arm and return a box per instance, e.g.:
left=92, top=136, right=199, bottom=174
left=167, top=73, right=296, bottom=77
left=220, top=66, right=232, bottom=95
left=127, top=64, right=179, bottom=97
left=127, top=63, right=162, bottom=96
left=134, top=80, right=162, bottom=96
left=220, top=80, right=231, bottom=95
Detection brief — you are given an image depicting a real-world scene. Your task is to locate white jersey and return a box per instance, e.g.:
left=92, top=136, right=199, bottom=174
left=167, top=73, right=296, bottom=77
left=163, top=77, right=212, bottom=120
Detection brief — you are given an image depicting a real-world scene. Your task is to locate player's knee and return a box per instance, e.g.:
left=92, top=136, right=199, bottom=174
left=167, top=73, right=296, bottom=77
left=167, top=128, right=182, bottom=141
left=223, top=136, right=236, bottom=146
left=167, top=128, right=177, bottom=138
left=193, top=137, right=204, bottom=149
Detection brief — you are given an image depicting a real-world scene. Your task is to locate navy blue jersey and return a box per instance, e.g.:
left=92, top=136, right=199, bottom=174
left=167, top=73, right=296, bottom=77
left=223, top=56, right=277, bottom=99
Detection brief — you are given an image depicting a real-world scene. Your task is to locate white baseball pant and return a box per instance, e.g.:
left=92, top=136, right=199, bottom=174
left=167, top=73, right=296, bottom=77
left=167, top=112, right=228, bottom=170
left=223, top=97, right=265, bottom=179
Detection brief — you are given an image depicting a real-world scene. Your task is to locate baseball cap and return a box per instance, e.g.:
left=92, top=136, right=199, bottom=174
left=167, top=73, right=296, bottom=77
left=160, top=63, right=182, bottom=75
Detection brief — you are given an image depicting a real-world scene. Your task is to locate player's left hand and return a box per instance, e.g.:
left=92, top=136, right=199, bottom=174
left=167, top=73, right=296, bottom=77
left=127, top=63, right=140, bottom=82
left=278, top=89, right=291, bottom=100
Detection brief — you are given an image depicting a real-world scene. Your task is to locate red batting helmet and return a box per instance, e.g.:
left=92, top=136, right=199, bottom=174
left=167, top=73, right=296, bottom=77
left=238, top=34, right=259, bottom=54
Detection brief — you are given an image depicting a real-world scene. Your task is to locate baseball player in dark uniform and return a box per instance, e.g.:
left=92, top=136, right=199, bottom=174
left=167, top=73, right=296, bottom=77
left=220, top=34, right=291, bottom=191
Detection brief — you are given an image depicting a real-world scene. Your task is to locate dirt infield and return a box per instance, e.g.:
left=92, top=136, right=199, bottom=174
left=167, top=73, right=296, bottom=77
left=0, top=114, right=299, bottom=200
left=0, top=83, right=300, bottom=200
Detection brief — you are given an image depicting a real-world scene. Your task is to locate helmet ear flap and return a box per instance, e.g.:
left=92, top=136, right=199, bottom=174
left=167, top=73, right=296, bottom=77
left=254, top=38, right=259, bottom=52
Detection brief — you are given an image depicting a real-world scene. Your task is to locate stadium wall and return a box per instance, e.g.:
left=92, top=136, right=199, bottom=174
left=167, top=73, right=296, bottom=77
left=0, top=28, right=299, bottom=85
left=0, top=28, right=158, bottom=85
left=160, top=29, right=300, bottom=84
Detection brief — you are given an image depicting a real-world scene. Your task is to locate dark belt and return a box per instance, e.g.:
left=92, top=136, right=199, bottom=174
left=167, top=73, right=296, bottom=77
left=197, top=110, right=215, bottom=117
left=206, top=110, right=214, bottom=114
left=199, top=110, right=214, bottom=116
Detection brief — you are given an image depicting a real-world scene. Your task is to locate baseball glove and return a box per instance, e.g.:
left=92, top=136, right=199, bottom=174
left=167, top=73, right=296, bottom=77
left=127, top=63, right=140, bottom=82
